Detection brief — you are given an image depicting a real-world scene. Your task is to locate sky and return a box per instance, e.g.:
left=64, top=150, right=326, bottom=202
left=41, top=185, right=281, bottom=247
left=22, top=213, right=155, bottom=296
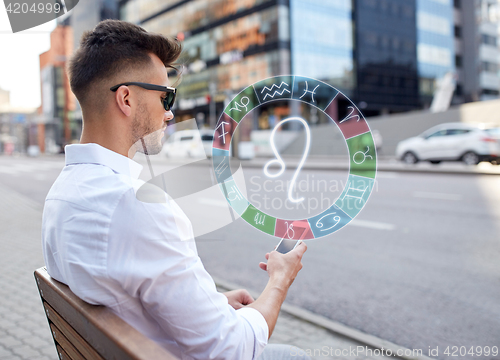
left=0, top=3, right=56, bottom=109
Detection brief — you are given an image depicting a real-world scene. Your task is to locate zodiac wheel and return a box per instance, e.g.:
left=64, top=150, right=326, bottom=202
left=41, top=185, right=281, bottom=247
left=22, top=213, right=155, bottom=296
left=212, top=76, right=377, bottom=240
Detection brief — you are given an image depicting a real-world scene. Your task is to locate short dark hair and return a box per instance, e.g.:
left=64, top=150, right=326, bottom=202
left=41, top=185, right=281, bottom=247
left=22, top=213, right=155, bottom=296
left=68, top=19, right=182, bottom=107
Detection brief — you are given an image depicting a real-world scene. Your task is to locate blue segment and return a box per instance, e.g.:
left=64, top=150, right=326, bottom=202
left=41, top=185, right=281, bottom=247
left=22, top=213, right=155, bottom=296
left=212, top=148, right=231, bottom=183
left=308, top=204, right=352, bottom=238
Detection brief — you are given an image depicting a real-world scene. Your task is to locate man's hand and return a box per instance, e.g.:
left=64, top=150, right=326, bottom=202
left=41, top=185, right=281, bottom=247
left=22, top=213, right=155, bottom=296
left=259, top=241, right=307, bottom=289
left=249, top=241, right=307, bottom=338
left=223, top=289, right=254, bottom=310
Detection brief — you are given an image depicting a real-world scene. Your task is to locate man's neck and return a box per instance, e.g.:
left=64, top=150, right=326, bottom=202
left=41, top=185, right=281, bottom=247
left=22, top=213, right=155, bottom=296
left=80, top=127, right=132, bottom=158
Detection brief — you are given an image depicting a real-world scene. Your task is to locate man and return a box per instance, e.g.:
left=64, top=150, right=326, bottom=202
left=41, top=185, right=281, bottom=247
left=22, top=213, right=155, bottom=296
left=42, top=19, right=309, bottom=360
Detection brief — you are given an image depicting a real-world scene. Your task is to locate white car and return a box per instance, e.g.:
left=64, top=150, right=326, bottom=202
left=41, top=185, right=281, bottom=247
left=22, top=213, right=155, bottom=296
left=161, top=129, right=214, bottom=158
left=395, top=123, right=500, bottom=165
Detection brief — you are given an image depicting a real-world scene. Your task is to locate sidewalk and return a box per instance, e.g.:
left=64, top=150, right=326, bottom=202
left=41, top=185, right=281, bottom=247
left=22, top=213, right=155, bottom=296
left=0, top=182, right=434, bottom=360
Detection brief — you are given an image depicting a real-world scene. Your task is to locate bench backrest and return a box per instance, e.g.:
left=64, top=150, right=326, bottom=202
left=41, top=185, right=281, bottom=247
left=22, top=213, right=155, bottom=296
left=34, top=267, right=179, bottom=360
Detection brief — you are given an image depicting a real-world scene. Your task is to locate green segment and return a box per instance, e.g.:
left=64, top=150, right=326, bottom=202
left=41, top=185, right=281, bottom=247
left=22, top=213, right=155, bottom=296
left=224, top=86, right=259, bottom=123
left=347, top=132, right=376, bottom=179
left=241, top=205, right=276, bottom=235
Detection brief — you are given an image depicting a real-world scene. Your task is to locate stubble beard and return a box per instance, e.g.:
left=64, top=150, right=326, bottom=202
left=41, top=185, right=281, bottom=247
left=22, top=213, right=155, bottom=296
left=132, top=103, right=164, bottom=156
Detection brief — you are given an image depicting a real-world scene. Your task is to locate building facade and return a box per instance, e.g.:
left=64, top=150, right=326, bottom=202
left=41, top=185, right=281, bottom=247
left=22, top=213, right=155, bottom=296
left=454, top=0, right=500, bottom=103
left=117, top=0, right=499, bottom=123
left=38, top=25, right=77, bottom=153
left=416, top=0, right=455, bottom=107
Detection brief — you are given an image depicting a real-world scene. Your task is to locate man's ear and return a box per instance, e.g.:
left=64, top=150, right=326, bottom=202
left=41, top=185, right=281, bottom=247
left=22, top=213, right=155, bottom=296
left=115, top=86, right=132, bottom=117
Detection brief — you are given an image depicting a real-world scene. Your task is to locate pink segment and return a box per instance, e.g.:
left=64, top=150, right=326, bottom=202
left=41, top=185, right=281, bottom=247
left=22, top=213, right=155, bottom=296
left=274, top=219, right=315, bottom=240
left=213, top=114, right=238, bottom=150
left=325, top=101, right=370, bottom=140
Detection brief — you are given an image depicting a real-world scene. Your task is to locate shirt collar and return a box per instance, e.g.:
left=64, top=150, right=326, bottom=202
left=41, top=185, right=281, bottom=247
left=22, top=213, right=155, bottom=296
left=65, top=143, right=143, bottom=179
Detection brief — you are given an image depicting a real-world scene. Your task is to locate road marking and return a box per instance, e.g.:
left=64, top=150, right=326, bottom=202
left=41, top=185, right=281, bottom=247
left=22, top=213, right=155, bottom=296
left=198, top=197, right=228, bottom=207
left=350, top=219, right=395, bottom=231
left=375, top=172, right=398, bottom=178
left=413, top=192, right=462, bottom=201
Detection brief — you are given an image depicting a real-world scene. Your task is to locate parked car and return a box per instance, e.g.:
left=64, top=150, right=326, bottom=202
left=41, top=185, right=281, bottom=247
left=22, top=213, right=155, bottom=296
left=395, top=123, right=500, bottom=165
left=485, top=127, right=500, bottom=141
left=161, top=129, right=214, bottom=158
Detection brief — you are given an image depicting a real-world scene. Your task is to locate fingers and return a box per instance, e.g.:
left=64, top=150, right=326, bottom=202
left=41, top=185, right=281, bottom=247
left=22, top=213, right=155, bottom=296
left=292, top=240, right=307, bottom=256
left=259, top=262, right=267, bottom=271
left=265, top=252, right=270, bottom=260
left=241, top=290, right=255, bottom=304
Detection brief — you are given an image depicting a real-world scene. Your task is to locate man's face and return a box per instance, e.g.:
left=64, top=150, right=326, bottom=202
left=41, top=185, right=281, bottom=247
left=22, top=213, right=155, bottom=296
left=132, top=54, right=174, bottom=155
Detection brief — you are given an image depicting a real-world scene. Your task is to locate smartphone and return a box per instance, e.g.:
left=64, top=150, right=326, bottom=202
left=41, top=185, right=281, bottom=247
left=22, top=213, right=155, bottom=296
left=275, top=238, right=302, bottom=254
left=275, top=224, right=307, bottom=254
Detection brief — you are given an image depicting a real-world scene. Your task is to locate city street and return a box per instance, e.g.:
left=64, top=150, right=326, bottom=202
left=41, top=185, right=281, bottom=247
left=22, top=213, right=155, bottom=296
left=0, top=154, right=499, bottom=359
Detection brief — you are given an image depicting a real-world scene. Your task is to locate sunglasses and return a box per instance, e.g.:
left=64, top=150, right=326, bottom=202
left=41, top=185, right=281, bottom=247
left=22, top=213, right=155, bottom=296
left=110, top=82, right=177, bottom=111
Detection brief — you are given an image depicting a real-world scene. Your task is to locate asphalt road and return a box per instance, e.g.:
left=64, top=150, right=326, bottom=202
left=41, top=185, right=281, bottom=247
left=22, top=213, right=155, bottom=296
left=1, top=153, right=499, bottom=360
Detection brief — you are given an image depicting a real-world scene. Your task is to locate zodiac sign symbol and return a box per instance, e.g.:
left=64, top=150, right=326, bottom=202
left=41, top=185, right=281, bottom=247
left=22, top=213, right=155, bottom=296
left=254, top=213, right=266, bottom=226
left=263, top=117, right=311, bottom=203
left=214, top=160, right=228, bottom=176
left=227, top=186, right=243, bottom=202
left=299, top=81, right=320, bottom=103
left=282, top=222, right=295, bottom=239
left=316, top=213, right=341, bottom=232
left=353, top=146, right=373, bottom=164
left=341, top=183, right=368, bottom=203
left=261, top=82, right=291, bottom=100
left=228, top=96, right=250, bottom=112
left=339, top=106, right=360, bottom=123
left=215, top=121, right=229, bottom=144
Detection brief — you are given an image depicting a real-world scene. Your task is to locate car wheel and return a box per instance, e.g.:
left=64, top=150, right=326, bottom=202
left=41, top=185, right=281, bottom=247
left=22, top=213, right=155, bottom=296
left=462, top=151, right=479, bottom=165
left=429, top=160, right=441, bottom=164
left=402, top=152, right=418, bottom=164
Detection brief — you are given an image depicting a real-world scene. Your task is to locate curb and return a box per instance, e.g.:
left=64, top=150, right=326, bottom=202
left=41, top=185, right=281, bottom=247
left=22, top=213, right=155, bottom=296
left=213, top=276, right=436, bottom=360
left=236, top=159, right=500, bottom=176
left=146, top=156, right=500, bottom=176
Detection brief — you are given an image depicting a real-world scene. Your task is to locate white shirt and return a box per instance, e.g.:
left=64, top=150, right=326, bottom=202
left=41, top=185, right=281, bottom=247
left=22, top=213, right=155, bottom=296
left=42, top=143, right=268, bottom=360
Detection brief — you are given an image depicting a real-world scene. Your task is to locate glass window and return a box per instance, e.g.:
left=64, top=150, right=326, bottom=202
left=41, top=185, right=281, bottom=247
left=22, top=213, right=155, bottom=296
left=426, top=129, right=447, bottom=138
left=446, top=129, right=470, bottom=135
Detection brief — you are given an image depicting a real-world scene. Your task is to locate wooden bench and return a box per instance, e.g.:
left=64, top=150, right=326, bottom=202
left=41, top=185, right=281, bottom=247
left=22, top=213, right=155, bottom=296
left=34, top=267, right=179, bottom=360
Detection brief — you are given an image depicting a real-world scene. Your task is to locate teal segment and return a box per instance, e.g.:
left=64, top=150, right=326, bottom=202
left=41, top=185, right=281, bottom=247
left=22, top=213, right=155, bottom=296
left=212, top=148, right=231, bottom=183
left=335, top=174, right=375, bottom=218
left=253, top=76, right=294, bottom=104
left=219, top=178, right=249, bottom=216
left=291, top=76, right=339, bottom=110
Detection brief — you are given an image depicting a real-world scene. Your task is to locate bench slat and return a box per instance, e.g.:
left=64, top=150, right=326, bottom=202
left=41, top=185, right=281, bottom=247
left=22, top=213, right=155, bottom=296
left=51, top=323, right=85, bottom=360
left=44, top=302, right=104, bottom=360
left=35, top=267, right=179, bottom=360
left=56, top=344, right=72, bottom=360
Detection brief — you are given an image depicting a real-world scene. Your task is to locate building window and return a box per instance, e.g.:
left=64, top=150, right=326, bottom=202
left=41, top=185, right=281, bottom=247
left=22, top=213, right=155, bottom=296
left=482, top=89, right=499, bottom=95
left=455, top=55, right=462, bottom=68
left=481, top=34, right=497, bottom=46
left=482, top=61, right=498, bottom=73
left=454, top=26, right=461, bottom=38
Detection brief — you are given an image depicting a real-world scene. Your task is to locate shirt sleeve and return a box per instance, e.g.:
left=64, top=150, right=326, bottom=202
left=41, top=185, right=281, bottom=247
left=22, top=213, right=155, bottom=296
left=106, top=187, right=268, bottom=360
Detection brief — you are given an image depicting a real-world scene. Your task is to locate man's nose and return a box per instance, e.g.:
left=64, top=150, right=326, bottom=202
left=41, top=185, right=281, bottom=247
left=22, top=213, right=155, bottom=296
left=164, top=110, right=174, bottom=122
